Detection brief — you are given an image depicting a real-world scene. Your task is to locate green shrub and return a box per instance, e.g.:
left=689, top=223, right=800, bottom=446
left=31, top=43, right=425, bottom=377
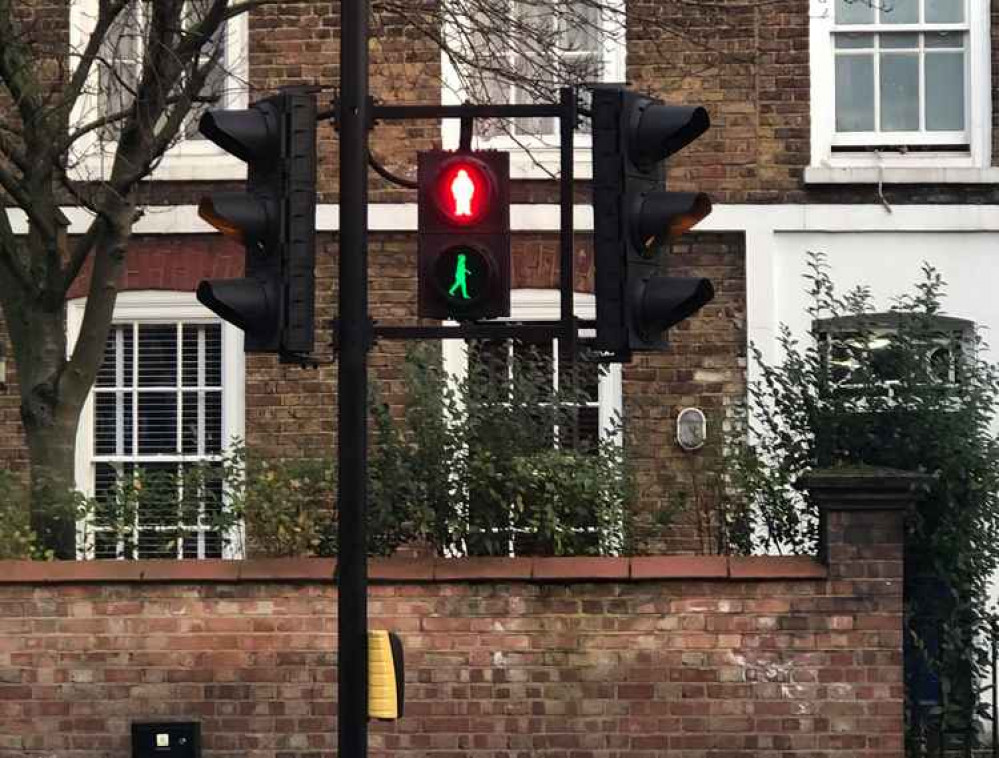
left=223, top=342, right=634, bottom=558
left=0, top=471, right=38, bottom=559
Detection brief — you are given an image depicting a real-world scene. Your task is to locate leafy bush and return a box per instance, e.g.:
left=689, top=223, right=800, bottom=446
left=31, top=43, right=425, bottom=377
left=221, top=449, right=336, bottom=558
left=726, top=254, right=999, bottom=750
left=0, top=470, right=86, bottom=560
left=0, top=471, right=40, bottom=559
left=371, top=343, right=634, bottom=557
left=222, top=342, right=634, bottom=558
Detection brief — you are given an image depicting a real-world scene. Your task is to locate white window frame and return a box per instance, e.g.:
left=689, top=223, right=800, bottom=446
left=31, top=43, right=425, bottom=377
left=68, top=0, right=249, bottom=182
left=807, top=0, right=991, bottom=184
left=440, top=1, right=626, bottom=180
left=68, top=291, right=245, bottom=558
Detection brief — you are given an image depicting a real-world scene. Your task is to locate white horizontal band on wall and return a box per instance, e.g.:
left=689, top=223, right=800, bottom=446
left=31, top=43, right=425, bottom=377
left=9, top=203, right=999, bottom=236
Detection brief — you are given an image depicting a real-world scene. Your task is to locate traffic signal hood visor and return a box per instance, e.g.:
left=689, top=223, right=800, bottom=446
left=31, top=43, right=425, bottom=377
left=199, top=105, right=279, bottom=164
left=638, top=276, right=715, bottom=334
left=631, top=191, right=712, bottom=250
left=197, top=279, right=277, bottom=336
left=629, top=102, right=710, bottom=169
left=198, top=193, right=275, bottom=244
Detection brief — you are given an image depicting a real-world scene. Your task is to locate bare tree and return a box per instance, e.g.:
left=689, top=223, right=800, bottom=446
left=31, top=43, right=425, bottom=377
left=0, top=0, right=264, bottom=556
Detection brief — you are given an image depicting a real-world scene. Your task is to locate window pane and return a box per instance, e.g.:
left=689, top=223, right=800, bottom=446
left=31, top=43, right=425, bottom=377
left=138, top=324, right=178, bottom=386
left=138, top=392, right=178, bottom=453
left=138, top=530, right=177, bottom=560
left=836, top=0, right=874, bottom=24
left=835, top=32, right=875, bottom=48
left=835, top=55, right=875, bottom=131
left=468, top=339, right=510, bottom=394
left=925, top=0, right=964, bottom=23
left=93, top=463, right=120, bottom=524
left=205, top=324, right=222, bottom=386
left=182, top=392, right=199, bottom=454
left=205, top=391, right=223, bottom=453
left=578, top=407, right=600, bottom=450
left=182, top=325, right=199, bottom=387
left=512, top=341, right=554, bottom=391
left=880, top=0, right=918, bottom=23
left=98, top=2, right=143, bottom=140
left=96, top=325, right=133, bottom=388
left=563, top=2, right=601, bottom=53
left=881, top=32, right=919, bottom=48
left=97, top=329, right=119, bottom=388
left=880, top=53, right=920, bottom=131
left=925, top=30, right=963, bottom=49
left=925, top=52, right=965, bottom=131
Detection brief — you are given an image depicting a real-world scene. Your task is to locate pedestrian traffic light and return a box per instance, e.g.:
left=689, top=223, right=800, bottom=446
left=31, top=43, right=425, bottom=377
left=417, top=151, right=510, bottom=321
left=591, top=87, right=714, bottom=358
left=368, top=630, right=404, bottom=720
left=196, top=89, right=317, bottom=358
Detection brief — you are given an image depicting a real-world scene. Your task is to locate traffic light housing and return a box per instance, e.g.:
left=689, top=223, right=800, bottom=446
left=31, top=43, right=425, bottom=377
left=196, top=90, right=317, bottom=357
left=591, top=88, right=714, bottom=357
left=417, top=150, right=510, bottom=321
left=368, top=630, right=404, bottom=720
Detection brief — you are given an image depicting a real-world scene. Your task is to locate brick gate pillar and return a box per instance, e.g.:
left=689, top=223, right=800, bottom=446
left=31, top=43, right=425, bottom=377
left=799, top=466, right=924, bottom=757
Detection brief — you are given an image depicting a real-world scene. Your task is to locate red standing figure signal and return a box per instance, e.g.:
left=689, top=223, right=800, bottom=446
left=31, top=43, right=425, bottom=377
left=417, top=151, right=510, bottom=321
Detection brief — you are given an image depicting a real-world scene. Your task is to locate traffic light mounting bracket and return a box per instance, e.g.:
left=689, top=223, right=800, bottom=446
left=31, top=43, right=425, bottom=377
left=331, top=89, right=590, bottom=358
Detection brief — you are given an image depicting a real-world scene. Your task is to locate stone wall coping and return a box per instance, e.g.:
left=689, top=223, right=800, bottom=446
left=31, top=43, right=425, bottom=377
left=0, top=555, right=827, bottom=585
left=799, top=466, right=932, bottom=511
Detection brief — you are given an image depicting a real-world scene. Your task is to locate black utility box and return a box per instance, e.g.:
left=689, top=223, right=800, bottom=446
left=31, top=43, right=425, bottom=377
left=132, top=723, right=200, bottom=758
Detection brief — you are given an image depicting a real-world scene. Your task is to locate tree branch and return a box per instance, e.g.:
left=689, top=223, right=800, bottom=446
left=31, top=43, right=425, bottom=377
left=61, top=0, right=132, bottom=121
left=0, top=0, right=47, bottom=133
left=0, top=157, right=55, bottom=235
left=61, top=216, right=105, bottom=299
left=59, top=90, right=219, bottom=156
left=0, top=206, right=35, bottom=296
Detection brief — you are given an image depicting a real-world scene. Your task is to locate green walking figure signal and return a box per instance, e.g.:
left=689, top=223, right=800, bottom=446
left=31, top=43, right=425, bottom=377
left=448, top=253, right=470, bottom=300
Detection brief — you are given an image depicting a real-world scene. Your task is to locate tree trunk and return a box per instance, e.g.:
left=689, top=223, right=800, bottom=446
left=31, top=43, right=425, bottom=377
left=24, top=411, right=81, bottom=559
left=10, top=302, right=86, bottom=560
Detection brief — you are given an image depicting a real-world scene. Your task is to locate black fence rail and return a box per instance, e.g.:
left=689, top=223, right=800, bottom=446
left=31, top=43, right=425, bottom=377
left=909, top=620, right=999, bottom=758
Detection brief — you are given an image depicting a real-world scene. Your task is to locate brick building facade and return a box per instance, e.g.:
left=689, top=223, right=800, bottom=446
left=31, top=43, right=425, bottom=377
left=1, top=0, right=997, bottom=557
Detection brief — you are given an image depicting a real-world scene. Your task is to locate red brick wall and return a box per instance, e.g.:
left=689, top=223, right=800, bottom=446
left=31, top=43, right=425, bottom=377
left=0, top=493, right=904, bottom=757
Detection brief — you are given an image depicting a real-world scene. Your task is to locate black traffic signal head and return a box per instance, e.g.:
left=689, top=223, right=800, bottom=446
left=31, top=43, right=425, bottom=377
left=196, top=90, right=317, bottom=358
left=418, top=151, right=510, bottom=321
left=591, top=87, right=715, bottom=358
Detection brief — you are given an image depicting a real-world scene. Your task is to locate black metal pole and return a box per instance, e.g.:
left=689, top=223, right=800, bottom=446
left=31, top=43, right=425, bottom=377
left=558, top=87, right=578, bottom=446
left=337, top=0, right=370, bottom=754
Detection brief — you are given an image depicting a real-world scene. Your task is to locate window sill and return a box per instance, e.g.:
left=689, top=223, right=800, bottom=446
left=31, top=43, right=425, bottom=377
left=148, top=153, right=247, bottom=181
left=507, top=145, right=593, bottom=180
left=804, top=165, right=999, bottom=185
left=71, top=151, right=247, bottom=182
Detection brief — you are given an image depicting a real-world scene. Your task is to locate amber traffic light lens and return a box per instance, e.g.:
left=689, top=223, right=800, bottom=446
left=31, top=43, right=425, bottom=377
left=198, top=197, right=245, bottom=242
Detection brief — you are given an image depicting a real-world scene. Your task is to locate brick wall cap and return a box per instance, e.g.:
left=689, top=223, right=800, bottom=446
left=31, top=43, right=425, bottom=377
left=0, top=555, right=829, bottom=584
left=631, top=556, right=728, bottom=579
left=728, top=556, right=828, bottom=579
left=797, top=465, right=931, bottom=510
